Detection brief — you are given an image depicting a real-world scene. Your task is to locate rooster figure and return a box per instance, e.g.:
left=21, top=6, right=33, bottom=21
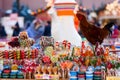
left=76, top=10, right=115, bottom=45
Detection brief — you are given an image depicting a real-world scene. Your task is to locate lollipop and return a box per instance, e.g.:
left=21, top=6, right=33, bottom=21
left=9, top=50, right=13, bottom=59
left=66, top=42, right=71, bottom=50
left=16, top=49, right=20, bottom=60
left=20, top=50, right=25, bottom=59
left=26, top=49, right=31, bottom=59
left=31, top=49, right=35, bottom=59
left=51, top=55, right=58, bottom=63
left=0, top=51, right=3, bottom=59
left=62, top=40, right=67, bottom=49
left=44, top=46, right=53, bottom=57
left=13, top=50, right=17, bottom=60
left=34, top=48, right=39, bottom=58
left=4, top=50, right=9, bottom=59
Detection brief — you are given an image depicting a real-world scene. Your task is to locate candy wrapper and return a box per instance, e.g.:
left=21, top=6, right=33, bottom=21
left=0, top=51, right=3, bottom=59
left=16, top=49, right=20, bottom=60
left=20, top=50, right=25, bottom=59
left=9, top=49, right=13, bottom=59
left=40, top=36, right=54, bottom=50
left=19, top=31, right=28, bottom=40
left=4, top=50, right=9, bottom=59
left=18, top=31, right=34, bottom=48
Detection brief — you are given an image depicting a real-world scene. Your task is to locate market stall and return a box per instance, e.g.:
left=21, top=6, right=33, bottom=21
left=0, top=31, right=119, bottom=80
left=0, top=0, right=120, bottom=80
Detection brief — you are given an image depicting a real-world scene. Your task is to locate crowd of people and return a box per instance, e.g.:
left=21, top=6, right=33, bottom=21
left=0, top=8, right=120, bottom=48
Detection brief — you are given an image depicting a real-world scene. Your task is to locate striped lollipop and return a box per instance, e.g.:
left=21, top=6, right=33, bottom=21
left=0, top=51, right=3, bottom=59
left=9, top=50, right=13, bottom=59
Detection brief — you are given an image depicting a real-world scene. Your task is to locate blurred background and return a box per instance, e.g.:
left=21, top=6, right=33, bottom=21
left=0, top=0, right=120, bottom=42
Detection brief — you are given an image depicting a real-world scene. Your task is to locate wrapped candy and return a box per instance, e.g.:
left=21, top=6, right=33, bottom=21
left=26, top=48, right=31, bottom=59
left=55, top=42, right=60, bottom=51
left=16, top=49, right=20, bottom=60
left=81, top=41, right=86, bottom=57
left=34, top=48, right=39, bottom=58
left=9, top=50, right=13, bottom=59
left=0, top=51, right=3, bottom=59
left=13, top=50, right=17, bottom=60
left=40, top=36, right=54, bottom=50
left=44, top=46, right=53, bottom=57
left=62, top=40, right=67, bottom=49
left=42, top=56, right=51, bottom=64
left=4, top=50, right=9, bottom=59
left=20, top=50, right=25, bottom=59
left=31, top=49, right=35, bottom=59
left=19, top=31, right=28, bottom=40
left=51, top=55, right=58, bottom=63
left=66, top=42, right=71, bottom=50
left=11, top=63, right=18, bottom=71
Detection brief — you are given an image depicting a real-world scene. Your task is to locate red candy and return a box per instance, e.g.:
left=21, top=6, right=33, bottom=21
left=4, top=50, right=9, bottom=59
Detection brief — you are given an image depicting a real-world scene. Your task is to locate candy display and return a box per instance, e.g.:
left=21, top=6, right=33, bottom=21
left=0, top=34, right=120, bottom=80
left=8, top=31, right=34, bottom=48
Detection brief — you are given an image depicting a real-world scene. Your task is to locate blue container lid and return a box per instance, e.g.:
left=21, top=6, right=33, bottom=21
left=10, top=72, right=17, bottom=75
left=70, top=71, right=78, bottom=76
left=86, top=75, right=93, bottom=78
left=86, top=71, right=93, bottom=74
left=69, top=77, right=78, bottom=80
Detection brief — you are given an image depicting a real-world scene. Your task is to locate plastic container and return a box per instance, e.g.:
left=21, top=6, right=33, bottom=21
left=17, top=75, right=24, bottom=79
left=86, top=75, right=93, bottom=79
left=70, top=71, right=78, bottom=76
left=78, top=78, right=85, bottom=80
left=3, top=69, right=11, bottom=73
left=69, top=77, right=78, bottom=80
left=10, top=76, right=16, bottom=78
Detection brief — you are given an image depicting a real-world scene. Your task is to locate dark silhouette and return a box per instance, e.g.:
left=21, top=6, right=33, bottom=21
left=12, top=22, right=21, bottom=36
left=43, top=21, right=51, bottom=36
left=0, top=23, right=7, bottom=38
